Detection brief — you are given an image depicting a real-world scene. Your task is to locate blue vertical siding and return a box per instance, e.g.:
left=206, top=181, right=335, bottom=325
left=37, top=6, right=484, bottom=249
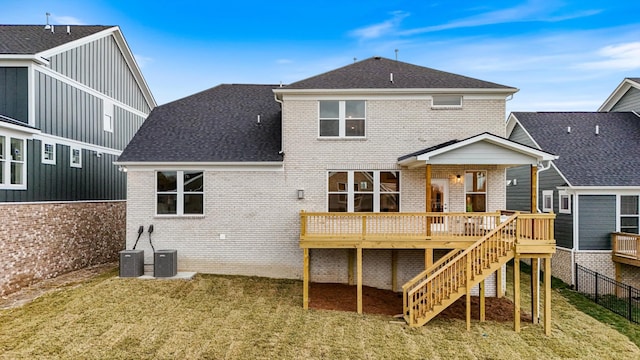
left=0, top=67, right=28, bottom=122
left=578, top=195, right=616, bottom=250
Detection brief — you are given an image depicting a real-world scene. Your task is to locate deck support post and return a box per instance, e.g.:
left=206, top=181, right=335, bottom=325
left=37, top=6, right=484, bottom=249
left=615, top=262, right=622, bottom=298
left=303, top=248, right=309, bottom=310
left=357, top=247, right=363, bottom=314
left=532, top=258, right=539, bottom=324
left=514, top=257, right=521, bottom=332
left=391, top=250, right=398, bottom=292
left=544, top=257, right=552, bottom=336
left=496, top=266, right=504, bottom=298
left=479, top=280, right=486, bottom=322
left=425, top=249, right=433, bottom=269
left=466, top=256, right=471, bottom=331
left=530, top=165, right=537, bottom=214
left=348, top=250, right=355, bottom=286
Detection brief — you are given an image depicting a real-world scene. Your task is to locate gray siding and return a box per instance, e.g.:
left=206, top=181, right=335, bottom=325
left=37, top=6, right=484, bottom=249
left=0, top=67, right=28, bottom=122
left=49, top=35, right=151, bottom=114
left=34, top=72, right=143, bottom=150
left=506, top=165, right=531, bottom=211
left=509, top=123, right=537, bottom=147
left=611, top=87, right=640, bottom=112
left=578, top=195, right=616, bottom=250
left=539, top=167, right=572, bottom=249
left=0, top=140, right=126, bottom=202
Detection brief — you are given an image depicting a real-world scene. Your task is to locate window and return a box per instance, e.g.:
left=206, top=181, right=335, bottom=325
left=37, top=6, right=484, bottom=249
left=465, top=171, right=486, bottom=212
left=42, top=142, right=56, bottom=165
left=559, top=191, right=571, bottom=214
left=0, top=134, right=26, bottom=189
left=432, top=95, right=462, bottom=108
left=328, top=170, right=399, bottom=212
left=542, top=190, right=553, bottom=212
left=319, top=100, right=365, bottom=137
left=103, top=99, right=114, bottom=132
left=70, top=147, right=82, bottom=168
left=620, top=195, right=639, bottom=234
left=157, top=171, right=204, bottom=216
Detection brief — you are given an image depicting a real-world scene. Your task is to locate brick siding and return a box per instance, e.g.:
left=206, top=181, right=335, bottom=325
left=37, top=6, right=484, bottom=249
left=0, top=201, right=125, bottom=296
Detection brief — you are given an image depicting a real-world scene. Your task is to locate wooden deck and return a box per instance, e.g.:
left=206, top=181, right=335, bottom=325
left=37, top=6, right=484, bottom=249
left=612, top=232, right=640, bottom=267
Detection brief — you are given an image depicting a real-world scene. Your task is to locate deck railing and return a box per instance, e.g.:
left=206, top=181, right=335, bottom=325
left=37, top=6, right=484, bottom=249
left=300, top=211, right=503, bottom=243
left=612, top=232, right=640, bottom=260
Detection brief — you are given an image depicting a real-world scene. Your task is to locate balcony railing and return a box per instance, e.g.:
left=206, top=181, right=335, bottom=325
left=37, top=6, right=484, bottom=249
left=612, top=232, right=640, bottom=262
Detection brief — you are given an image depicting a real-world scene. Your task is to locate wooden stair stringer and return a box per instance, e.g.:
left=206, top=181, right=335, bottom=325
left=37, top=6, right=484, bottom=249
left=409, top=250, right=514, bottom=327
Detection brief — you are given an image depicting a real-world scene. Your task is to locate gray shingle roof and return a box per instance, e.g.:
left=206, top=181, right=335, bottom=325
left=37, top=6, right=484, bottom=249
left=118, top=84, right=282, bottom=162
left=512, top=112, right=640, bottom=186
left=0, top=25, right=112, bottom=54
left=285, top=57, right=516, bottom=90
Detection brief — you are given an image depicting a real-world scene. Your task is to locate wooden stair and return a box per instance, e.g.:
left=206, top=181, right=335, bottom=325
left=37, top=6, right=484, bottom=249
left=402, top=214, right=519, bottom=327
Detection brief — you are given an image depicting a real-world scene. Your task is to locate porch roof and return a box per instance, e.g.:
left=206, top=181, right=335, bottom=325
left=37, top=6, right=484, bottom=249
left=397, top=132, right=557, bottom=169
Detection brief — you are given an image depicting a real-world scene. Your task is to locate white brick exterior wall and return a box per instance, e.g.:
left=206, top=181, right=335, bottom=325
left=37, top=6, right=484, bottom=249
left=126, top=94, right=510, bottom=296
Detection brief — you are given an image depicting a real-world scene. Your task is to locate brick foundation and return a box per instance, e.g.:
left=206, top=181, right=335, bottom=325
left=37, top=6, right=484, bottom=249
left=0, top=201, right=125, bottom=296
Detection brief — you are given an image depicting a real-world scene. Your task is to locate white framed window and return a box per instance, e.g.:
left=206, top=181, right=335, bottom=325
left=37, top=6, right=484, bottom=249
left=41, top=142, right=56, bottom=165
left=465, top=171, right=486, bottom=212
left=103, top=99, right=114, bottom=132
left=0, top=134, right=27, bottom=189
left=319, top=100, right=366, bottom=138
left=327, top=170, right=399, bottom=212
left=559, top=191, right=571, bottom=214
left=620, top=195, right=639, bottom=234
left=70, top=147, right=82, bottom=168
left=432, top=95, right=462, bottom=109
left=156, top=171, right=204, bottom=216
left=542, top=190, right=553, bottom=212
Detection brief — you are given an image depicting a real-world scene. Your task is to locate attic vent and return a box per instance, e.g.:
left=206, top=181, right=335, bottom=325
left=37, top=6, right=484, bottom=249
left=44, top=12, right=51, bottom=30
left=595, top=125, right=599, bottom=135
left=390, top=73, right=394, bottom=83
left=567, top=126, right=571, bottom=133
left=374, top=56, right=381, bottom=60
left=67, top=25, right=70, bottom=34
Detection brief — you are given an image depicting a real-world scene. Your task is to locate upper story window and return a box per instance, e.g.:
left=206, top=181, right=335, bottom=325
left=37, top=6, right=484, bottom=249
left=542, top=190, right=553, bottom=212
left=103, top=99, right=114, bottom=132
left=42, top=142, right=56, bottom=165
left=465, top=171, right=486, bottom=212
left=620, top=195, right=639, bottom=234
left=328, top=170, right=399, bottom=212
left=432, top=95, right=462, bottom=109
left=559, top=191, right=571, bottom=214
left=157, top=171, right=204, bottom=216
left=70, top=147, right=82, bottom=168
left=0, top=134, right=26, bottom=189
left=319, top=100, right=365, bottom=138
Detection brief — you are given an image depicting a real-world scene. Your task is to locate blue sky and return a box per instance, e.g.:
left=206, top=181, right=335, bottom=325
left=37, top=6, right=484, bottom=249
left=2, top=0, right=640, bottom=114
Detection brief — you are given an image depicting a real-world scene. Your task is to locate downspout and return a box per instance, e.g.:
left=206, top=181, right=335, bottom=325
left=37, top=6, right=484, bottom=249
left=535, top=160, right=552, bottom=323
left=274, top=92, right=285, bottom=159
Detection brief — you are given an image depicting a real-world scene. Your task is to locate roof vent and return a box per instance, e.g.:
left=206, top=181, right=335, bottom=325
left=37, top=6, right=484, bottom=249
left=567, top=126, right=571, bottom=133
left=595, top=125, right=599, bottom=135
left=390, top=73, right=394, bottom=83
left=67, top=25, right=70, bottom=35
left=44, top=12, right=51, bottom=30
left=374, top=56, right=381, bottom=60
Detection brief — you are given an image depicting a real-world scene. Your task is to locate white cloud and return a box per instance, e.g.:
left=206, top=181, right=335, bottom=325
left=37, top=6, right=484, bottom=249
left=134, top=54, right=153, bottom=69
left=400, top=1, right=600, bottom=35
left=276, top=59, right=293, bottom=65
left=51, top=15, right=85, bottom=25
left=577, top=42, right=640, bottom=71
left=349, top=11, right=409, bottom=40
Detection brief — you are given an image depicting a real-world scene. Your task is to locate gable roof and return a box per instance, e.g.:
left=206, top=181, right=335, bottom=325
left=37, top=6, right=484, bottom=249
left=510, top=112, right=640, bottom=186
left=599, top=77, right=640, bottom=111
left=278, top=56, right=517, bottom=93
left=118, top=84, right=282, bottom=163
left=397, top=132, right=556, bottom=168
left=0, top=25, right=112, bottom=55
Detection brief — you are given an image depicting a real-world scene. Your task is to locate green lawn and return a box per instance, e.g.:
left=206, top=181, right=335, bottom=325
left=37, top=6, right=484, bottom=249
left=1, top=267, right=639, bottom=359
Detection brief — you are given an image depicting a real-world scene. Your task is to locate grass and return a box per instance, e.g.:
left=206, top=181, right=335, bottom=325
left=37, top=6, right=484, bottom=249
left=0, top=266, right=639, bottom=359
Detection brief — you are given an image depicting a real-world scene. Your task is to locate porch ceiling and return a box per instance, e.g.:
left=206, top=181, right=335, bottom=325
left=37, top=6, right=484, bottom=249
left=397, top=132, right=557, bottom=169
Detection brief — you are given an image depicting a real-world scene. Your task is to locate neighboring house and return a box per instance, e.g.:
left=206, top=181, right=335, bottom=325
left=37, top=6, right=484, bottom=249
left=0, top=25, right=155, bottom=295
left=118, top=57, right=556, bottom=323
left=506, top=77, right=640, bottom=288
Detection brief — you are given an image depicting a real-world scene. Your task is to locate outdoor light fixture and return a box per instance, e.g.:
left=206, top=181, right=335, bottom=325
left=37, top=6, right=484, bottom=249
left=297, top=189, right=305, bottom=199
left=456, top=174, right=461, bottom=183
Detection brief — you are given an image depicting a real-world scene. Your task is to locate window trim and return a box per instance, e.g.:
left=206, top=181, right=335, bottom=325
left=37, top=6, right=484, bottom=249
left=465, top=170, right=487, bottom=212
left=70, top=146, right=82, bottom=168
left=559, top=191, right=571, bottom=214
left=103, top=99, right=114, bottom=133
left=327, top=170, right=400, bottom=212
left=0, top=133, right=27, bottom=190
left=619, top=195, right=639, bottom=234
left=41, top=141, right=56, bottom=165
left=432, top=95, right=463, bottom=109
left=542, top=190, right=553, bottom=212
left=156, top=170, right=205, bottom=217
left=318, top=100, right=366, bottom=138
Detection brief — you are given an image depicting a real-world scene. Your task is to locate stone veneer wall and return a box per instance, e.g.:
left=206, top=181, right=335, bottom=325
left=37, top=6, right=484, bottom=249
left=0, top=201, right=125, bottom=296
